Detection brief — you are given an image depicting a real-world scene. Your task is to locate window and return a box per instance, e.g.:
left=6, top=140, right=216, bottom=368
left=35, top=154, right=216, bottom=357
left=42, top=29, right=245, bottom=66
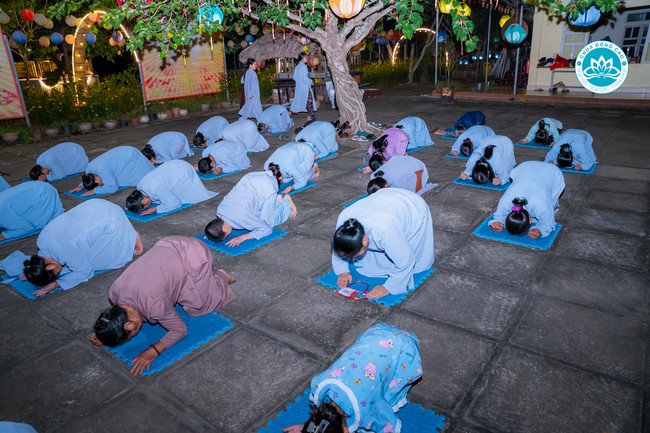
left=561, top=26, right=589, bottom=59
left=623, top=10, right=650, bottom=59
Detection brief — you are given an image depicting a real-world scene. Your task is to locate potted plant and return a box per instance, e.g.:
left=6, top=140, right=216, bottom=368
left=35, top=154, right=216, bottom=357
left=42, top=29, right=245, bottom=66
left=0, top=122, right=29, bottom=143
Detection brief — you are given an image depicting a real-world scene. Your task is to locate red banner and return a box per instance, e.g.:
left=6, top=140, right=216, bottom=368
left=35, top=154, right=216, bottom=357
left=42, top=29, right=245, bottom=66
left=0, top=28, right=27, bottom=120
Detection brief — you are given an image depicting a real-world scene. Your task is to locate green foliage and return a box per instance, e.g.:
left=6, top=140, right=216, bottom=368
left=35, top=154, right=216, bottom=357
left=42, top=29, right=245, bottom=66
left=356, top=61, right=409, bottom=86
left=528, top=0, right=621, bottom=19
left=24, top=85, right=56, bottom=127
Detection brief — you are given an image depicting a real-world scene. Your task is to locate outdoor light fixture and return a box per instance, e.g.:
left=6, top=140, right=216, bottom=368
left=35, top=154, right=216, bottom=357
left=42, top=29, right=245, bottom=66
left=329, top=0, right=365, bottom=19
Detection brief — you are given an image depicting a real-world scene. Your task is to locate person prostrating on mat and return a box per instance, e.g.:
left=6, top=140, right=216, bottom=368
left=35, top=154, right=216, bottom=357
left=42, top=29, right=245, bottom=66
left=0, top=182, right=63, bottom=242
left=28, top=141, right=89, bottom=182
left=204, top=166, right=297, bottom=247
left=544, top=129, right=597, bottom=171
left=295, top=120, right=339, bottom=158
left=90, top=236, right=236, bottom=376
left=282, top=323, right=423, bottom=433
left=263, top=141, right=320, bottom=193
left=256, top=104, right=293, bottom=134
left=489, top=161, right=565, bottom=239
left=332, top=188, right=434, bottom=300
left=450, top=125, right=495, bottom=157
left=141, top=131, right=194, bottom=164
left=460, top=135, right=515, bottom=185
left=520, top=118, right=563, bottom=146
left=193, top=115, right=229, bottom=149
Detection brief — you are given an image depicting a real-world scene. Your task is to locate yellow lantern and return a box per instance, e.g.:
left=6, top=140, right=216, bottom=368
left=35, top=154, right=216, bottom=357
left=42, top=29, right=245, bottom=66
left=439, top=0, right=453, bottom=14
left=499, top=15, right=510, bottom=27
left=457, top=3, right=471, bottom=16
left=65, top=34, right=75, bottom=44
left=329, top=0, right=365, bottom=19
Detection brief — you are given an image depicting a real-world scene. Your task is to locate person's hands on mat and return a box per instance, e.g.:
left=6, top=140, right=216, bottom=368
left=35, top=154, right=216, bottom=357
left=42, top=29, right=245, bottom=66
left=33, top=281, right=59, bottom=297
left=69, top=185, right=83, bottom=193
left=492, top=176, right=501, bottom=186
left=89, top=333, right=103, bottom=346
left=528, top=228, right=541, bottom=239
left=459, top=172, right=468, bottom=180
left=140, top=207, right=157, bottom=216
left=282, top=425, right=303, bottom=433
left=226, top=233, right=253, bottom=247
left=131, top=342, right=164, bottom=376
left=365, top=285, right=389, bottom=299
left=336, top=272, right=352, bottom=288
left=489, top=221, right=504, bottom=232
left=451, top=150, right=459, bottom=156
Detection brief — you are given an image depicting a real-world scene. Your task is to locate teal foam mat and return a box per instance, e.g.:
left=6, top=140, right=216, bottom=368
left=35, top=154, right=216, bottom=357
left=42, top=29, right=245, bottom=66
left=280, top=180, right=317, bottom=195
left=445, top=153, right=469, bottom=159
left=197, top=169, right=243, bottom=181
left=0, top=230, right=41, bottom=246
left=472, top=214, right=562, bottom=251
left=452, top=178, right=510, bottom=191
left=315, top=152, right=337, bottom=163
left=195, top=228, right=287, bottom=257
left=559, top=163, right=597, bottom=175
left=515, top=141, right=552, bottom=149
left=64, top=186, right=128, bottom=200
left=125, top=203, right=193, bottom=223
left=342, top=193, right=368, bottom=208
left=2, top=269, right=108, bottom=300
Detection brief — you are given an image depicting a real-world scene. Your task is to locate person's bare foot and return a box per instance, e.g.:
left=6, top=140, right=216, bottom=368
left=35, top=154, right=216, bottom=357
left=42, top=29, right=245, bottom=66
left=218, top=269, right=236, bottom=284
left=134, top=233, right=144, bottom=255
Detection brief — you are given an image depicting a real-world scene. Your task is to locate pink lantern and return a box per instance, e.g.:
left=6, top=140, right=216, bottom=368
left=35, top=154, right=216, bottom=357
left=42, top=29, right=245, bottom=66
left=329, top=0, right=365, bottom=19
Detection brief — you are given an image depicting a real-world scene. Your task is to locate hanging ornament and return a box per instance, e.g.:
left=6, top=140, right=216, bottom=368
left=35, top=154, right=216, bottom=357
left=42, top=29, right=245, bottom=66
left=65, top=34, right=75, bottom=44
left=109, top=37, right=118, bottom=46
left=9, top=38, right=18, bottom=49
left=0, top=11, right=10, bottom=25
left=504, top=23, right=527, bottom=44
left=263, top=25, right=271, bottom=34
left=569, top=4, right=602, bottom=27
left=302, top=45, right=309, bottom=52
left=118, top=37, right=126, bottom=46
left=38, top=36, right=50, bottom=46
left=12, top=31, right=27, bottom=45
left=307, top=55, right=321, bottom=68
left=227, top=40, right=235, bottom=48
left=21, top=9, right=35, bottom=21
left=65, top=15, right=77, bottom=26
left=250, top=24, right=259, bottom=35
left=439, top=0, right=453, bottom=14
left=297, top=35, right=310, bottom=45
left=240, top=40, right=248, bottom=48
left=117, top=0, right=125, bottom=5
left=85, top=32, right=97, bottom=44
left=329, top=0, right=365, bottom=19
left=245, top=34, right=254, bottom=43
left=499, top=15, right=510, bottom=27
left=44, top=20, right=53, bottom=29
left=235, top=25, right=244, bottom=35
left=88, top=12, right=99, bottom=23
left=50, top=32, right=63, bottom=45
left=34, top=13, right=48, bottom=26
left=112, top=31, right=123, bottom=42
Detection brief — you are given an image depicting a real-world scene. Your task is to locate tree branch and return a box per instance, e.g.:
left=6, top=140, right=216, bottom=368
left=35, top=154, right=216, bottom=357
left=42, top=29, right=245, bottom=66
left=344, top=7, right=394, bottom=50
left=341, top=0, right=387, bottom=39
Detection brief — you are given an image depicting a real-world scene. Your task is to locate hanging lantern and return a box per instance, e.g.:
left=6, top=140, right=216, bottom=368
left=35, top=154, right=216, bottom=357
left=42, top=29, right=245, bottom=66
left=263, top=25, right=271, bottom=34
left=88, top=12, right=99, bottom=23
left=227, top=40, right=235, bottom=48
left=44, top=20, right=53, bottom=29
left=12, top=31, right=27, bottom=45
left=117, top=0, right=125, bottom=5
left=85, top=32, right=97, bottom=44
left=0, top=11, right=10, bottom=25
left=504, top=23, right=527, bottom=44
left=250, top=24, right=259, bottom=35
left=308, top=55, right=321, bottom=68
left=457, top=4, right=471, bottom=17
left=499, top=15, right=510, bottom=27
left=297, top=35, right=310, bottom=45
left=329, top=0, right=365, bottom=19
left=76, top=18, right=83, bottom=27
left=34, top=13, right=48, bottom=26
left=9, top=38, right=18, bottom=49
left=118, top=37, right=126, bottom=46
left=21, top=9, right=35, bottom=21
left=245, top=34, right=254, bottom=43
left=50, top=32, right=63, bottom=45
left=569, top=4, right=602, bottom=27
left=38, top=36, right=50, bottom=47
left=112, top=31, right=123, bottom=42
left=235, top=25, right=244, bottom=35
left=109, top=37, right=118, bottom=46
left=65, top=34, right=75, bottom=44
left=65, top=15, right=77, bottom=26
left=439, top=0, right=453, bottom=14
left=240, top=40, right=248, bottom=48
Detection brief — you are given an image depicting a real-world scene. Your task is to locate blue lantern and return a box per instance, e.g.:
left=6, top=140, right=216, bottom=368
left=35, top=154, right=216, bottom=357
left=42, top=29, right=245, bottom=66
left=504, top=23, right=527, bottom=44
left=569, top=4, right=602, bottom=27
left=464, top=60, right=469, bottom=65
left=495, top=53, right=500, bottom=59
left=85, top=32, right=96, bottom=44
left=12, top=31, right=27, bottom=45
left=50, top=32, right=63, bottom=45
left=471, top=55, right=477, bottom=60
left=478, top=55, right=484, bottom=60
left=198, top=4, right=224, bottom=24
left=245, top=34, right=254, bottom=43
left=458, top=60, right=463, bottom=65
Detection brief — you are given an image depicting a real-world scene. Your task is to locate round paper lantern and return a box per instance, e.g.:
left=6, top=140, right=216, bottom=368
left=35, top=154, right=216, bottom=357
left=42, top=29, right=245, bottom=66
left=245, top=34, right=254, bottom=43
left=109, top=37, right=118, bottom=46
left=504, top=23, right=527, bottom=44
left=263, top=25, right=271, bottom=34
left=499, top=15, right=510, bottom=27
left=21, top=9, right=35, bottom=21
left=85, top=32, right=97, bottom=44
left=88, top=12, right=99, bottom=23
left=117, top=0, right=125, bottom=5
left=0, top=11, right=10, bottom=24
left=569, top=4, right=602, bottom=27
left=308, top=55, right=321, bottom=68
left=227, top=40, right=235, bottom=48
left=44, top=20, right=53, bottom=29
left=9, top=39, right=18, bottom=49
left=235, top=25, right=244, bottom=35
left=65, top=34, right=75, bottom=44
left=118, top=38, right=126, bottom=46
left=34, top=13, right=47, bottom=26
left=250, top=24, right=259, bottom=35
left=65, top=15, right=77, bottom=26
left=50, top=32, right=63, bottom=45
left=76, top=18, right=83, bottom=27
left=439, top=0, right=453, bottom=14
left=329, top=0, right=365, bottom=19
left=12, top=31, right=27, bottom=45
left=297, top=35, right=310, bottom=45
left=112, top=31, right=123, bottom=42
left=240, top=40, right=248, bottom=48
left=38, top=36, right=50, bottom=47
left=457, top=4, right=471, bottom=17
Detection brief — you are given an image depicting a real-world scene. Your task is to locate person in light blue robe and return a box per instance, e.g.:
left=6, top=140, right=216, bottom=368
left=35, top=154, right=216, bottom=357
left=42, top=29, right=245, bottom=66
left=263, top=141, right=318, bottom=192
left=221, top=119, right=269, bottom=153
left=289, top=53, right=317, bottom=119
left=0, top=175, right=10, bottom=192
left=193, top=116, right=229, bottom=148
left=395, top=116, right=434, bottom=149
left=197, top=140, right=251, bottom=175
left=455, top=111, right=485, bottom=133
left=238, top=59, right=263, bottom=120
left=143, top=131, right=194, bottom=164
left=461, top=135, right=516, bottom=185
left=332, top=188, right=434, bottom=299
left=71, top=146, right=154, bottom=196
left=257, top=105, right=293, bottom=134
left=204, top=170, right=296, bottom=247
left=489, top=161, right=565, bottom=238
left=451, top=125, right=495, bottom=156
left=24, top=199, right=141, bottom=296
left=0, top=182, right=64, bottom=241
left=521, top=118, right=563, bottom=145
left=283, top=323, right=423, bottom=433
left=369, top=155, right=432, bottom=195
left=126, top=160, right=217, bottom=215
left=29, top=142, right=88, bottom=182
left=544, top=129, right=597, bottom=171
left=295, top=121, right=338, bottom=157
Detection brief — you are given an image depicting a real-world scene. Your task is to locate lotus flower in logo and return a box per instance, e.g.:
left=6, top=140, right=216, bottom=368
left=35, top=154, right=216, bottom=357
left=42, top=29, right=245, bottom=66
left=582, top=55, right=620, bottom=80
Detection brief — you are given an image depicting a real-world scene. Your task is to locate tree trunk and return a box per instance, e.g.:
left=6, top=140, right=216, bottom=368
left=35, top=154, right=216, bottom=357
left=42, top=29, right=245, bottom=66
left=408, top=43, right=415, bottom=83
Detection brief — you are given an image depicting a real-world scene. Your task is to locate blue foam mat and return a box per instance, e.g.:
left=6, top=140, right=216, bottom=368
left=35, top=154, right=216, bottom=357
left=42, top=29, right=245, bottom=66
left=197, top=169, right=243, bottom=181
left=0, top=230, right=41, bottom=246
left=190, top=145, right=207, bottom=152
left=445, top=152, right=469, bottom=159
left=22, top=172, right=82, bottom=183
left=342, top=193, right=368, bottom=208
left=2, top=269, right=108, bottom=300
left=315, top=152, right=338, bottom=163
left=258, top=389, right=446, bottom=433
left=452, top=178, right=510, bottom=191
left=195, top=228, right=287, bottom=257
left=472, top=215, right=562, bottom=251
left=107, top=305, right=232, bottom=377
left=560, top=163, right=597, bottom=175
left=64, top=186, right=128, bottom=200
left=125, top=203, right=193, bottom=223
left=317, top=268, right=434, bottom=307
left=406, top=144, right=434, bottom=153
left=440, top=134, right=456, bottom=140
left=280, top=180, right=317, bottom=195
left=515, top=141, right=553, bottom=150
left=263, top=129, right=291, bottom=136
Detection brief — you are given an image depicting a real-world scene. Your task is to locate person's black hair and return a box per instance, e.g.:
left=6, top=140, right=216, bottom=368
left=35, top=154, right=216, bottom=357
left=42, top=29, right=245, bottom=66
left=197, top=157, right=213, bottom=174
left=534, top=120, right=552, bottom=145
left=23, top=255, right=56, bottom=286
left=297, top=138, right=306, bottom=142
left=456, top=123, right=467, bottom=132
left=93, top=305, right=129, bottom=347
left=556, top=143, right=574, bottom=168
left=29, top=165, right=43, bottom=181
left=297, top=52, right=308, bottom=62
left=460, top=138, right=473, bottom=157
left=300, top=403, right=345, bottom=433
left=125, top=190, right=145, bottom=213
left=368, top=153, right=385, bottom=172
left=205, top=218, right=228, bottom=242
left=332, top=218, right=365, bottom=258
left=141, top=144, right=156, bottom=162
left=367, top=176, right=388, bottom=195
left=267, top=162, right=283, bottom=187
left=245, top=58, right=257, bottom=67
left=193, top=132, right=206, bottom=147
left=82, top=173, right=98, bottom=190
left=257, top=123, right=268, bottom=133
left=471, top=145, right=495, bottom=184
left=371, top=135, right=389, bottom=155
left=295, top=126, right=304, bottom=134
left=505, top=197, right=531, bottom=235
left=395, top=124, right=404, bottom=129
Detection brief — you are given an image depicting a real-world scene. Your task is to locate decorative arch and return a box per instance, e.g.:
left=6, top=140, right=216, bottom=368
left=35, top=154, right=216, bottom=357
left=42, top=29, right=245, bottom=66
left=390, top=28, right=436, bottom=65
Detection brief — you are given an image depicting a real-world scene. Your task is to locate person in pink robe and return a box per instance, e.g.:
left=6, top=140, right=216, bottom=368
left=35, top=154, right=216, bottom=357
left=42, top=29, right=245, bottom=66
left=90, top=236, right=236, bottom=376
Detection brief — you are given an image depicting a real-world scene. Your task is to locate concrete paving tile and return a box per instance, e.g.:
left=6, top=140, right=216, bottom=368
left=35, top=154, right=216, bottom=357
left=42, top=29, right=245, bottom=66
left=292, top=205, right=340, bottom=239
left=596, top=164, right=650, bottom=182
left=158, top=328, right=322, bottom=433
left=292, top=182, right=367, bottom=207
left=0, top=342, right=133, bottom=433
left=384, top=311, right=497, bottom=411
left=537, top=257, right=648, bottom=315
left=582, top=189, right=649, bottom=212
left=434, top=184, right=503, bottom=213
left=429, top=203, right=490, bottom=233
left=591, top=177, right=650, bottom=195
left=405, top=270, right=525, bottom=339
left=435, top=229, right=464, bottom=260
left=441, top=238, right=545, bottom=286
left=248, top=283, right=384, bottom=358
left=555, top=227, right=648, bottom=271
left=0, top=284, right=26, bottom=318
left=512, top=297, right=646, bottom=383
left=247, top=233, right=332, bottom=278
left=568, top=206, right=647, bottom=237
left=467, top=347, right=643, bottom=433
